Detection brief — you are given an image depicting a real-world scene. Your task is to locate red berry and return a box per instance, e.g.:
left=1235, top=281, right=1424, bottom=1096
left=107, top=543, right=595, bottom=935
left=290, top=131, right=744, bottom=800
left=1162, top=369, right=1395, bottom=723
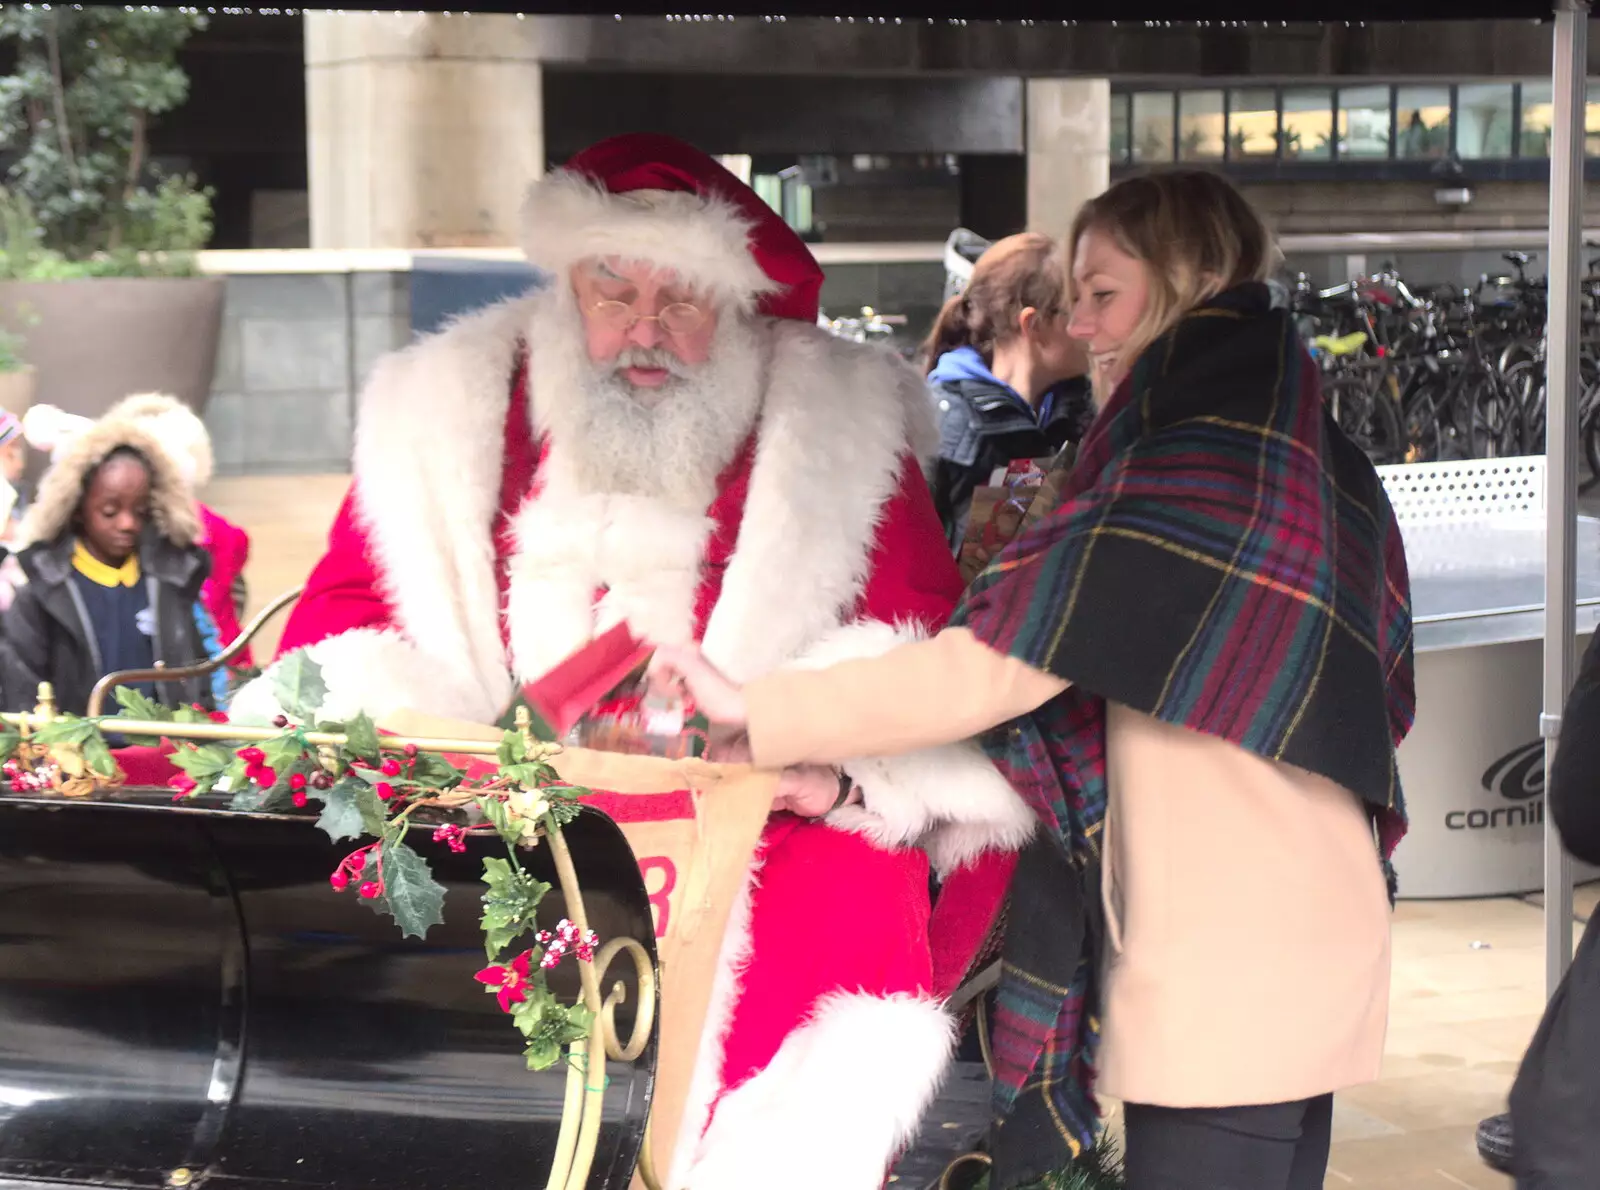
left=375, top=781, right=394, bottom=801
left=349, top=851, right=367, bottom=870
left=289, top=772, right=307, bottom=791
left=291, top=791, right=308, bottom=808
left=404, top=743, right=418, bottom=757
left=312, top=771, right=333, bottom=790
left=255, top=766, right=277, bottom=787
left=329, top=870, right=349, bottom=891
left=380, top=758, right=401, bottom=777
left=191, top=703, right=205, bottom=713
left=273, top=714, right=289, bottom=728
left=209, top=711, right=229, bottom=724
left=358, top=881, right=380, bottom=899
left=238, top=746, right=265, bottom=765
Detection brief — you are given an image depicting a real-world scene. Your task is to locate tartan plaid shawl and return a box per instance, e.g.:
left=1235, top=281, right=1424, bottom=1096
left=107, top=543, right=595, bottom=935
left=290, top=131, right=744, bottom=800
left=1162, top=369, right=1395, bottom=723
left=949, top=283, right=1414, bottom=1189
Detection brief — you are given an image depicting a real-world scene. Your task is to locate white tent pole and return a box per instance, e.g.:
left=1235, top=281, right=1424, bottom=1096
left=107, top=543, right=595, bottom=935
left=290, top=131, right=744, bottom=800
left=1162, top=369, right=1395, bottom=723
left=1544, top=0, right=1588, bottom=998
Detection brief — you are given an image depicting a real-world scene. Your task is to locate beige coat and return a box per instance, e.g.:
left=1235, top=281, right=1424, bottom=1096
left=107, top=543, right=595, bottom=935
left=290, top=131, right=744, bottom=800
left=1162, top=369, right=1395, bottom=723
left=744, top=627, right=1392, bottom=1108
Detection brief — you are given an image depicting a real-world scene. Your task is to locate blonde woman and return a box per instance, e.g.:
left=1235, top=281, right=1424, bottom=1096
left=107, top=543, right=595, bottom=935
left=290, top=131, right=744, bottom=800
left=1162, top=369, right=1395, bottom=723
left=653, top=171, right=1415, bottom=1190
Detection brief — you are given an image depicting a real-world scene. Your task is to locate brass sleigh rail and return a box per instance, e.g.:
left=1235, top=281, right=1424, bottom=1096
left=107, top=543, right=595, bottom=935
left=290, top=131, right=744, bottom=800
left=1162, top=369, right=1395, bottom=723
left=9, top=584, right=664, bottom=1190
left=87, top=583, right=307, bottom=718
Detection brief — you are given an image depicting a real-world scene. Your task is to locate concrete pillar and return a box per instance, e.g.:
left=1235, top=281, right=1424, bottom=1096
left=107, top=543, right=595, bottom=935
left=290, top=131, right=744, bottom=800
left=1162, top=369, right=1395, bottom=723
left=305, top=12, right=544, bottom=249
left=1025, top=78, right=1111, bottom=243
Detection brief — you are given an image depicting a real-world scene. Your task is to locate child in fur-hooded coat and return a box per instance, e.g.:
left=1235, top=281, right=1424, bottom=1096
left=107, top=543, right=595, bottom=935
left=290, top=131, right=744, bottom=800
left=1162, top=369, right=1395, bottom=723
left=0, top=418, right=214, bottom=715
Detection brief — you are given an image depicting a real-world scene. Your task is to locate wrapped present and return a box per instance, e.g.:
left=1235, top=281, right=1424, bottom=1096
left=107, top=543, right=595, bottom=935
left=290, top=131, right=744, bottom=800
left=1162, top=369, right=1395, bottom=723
left=956, top=443, right=1078, bottom=584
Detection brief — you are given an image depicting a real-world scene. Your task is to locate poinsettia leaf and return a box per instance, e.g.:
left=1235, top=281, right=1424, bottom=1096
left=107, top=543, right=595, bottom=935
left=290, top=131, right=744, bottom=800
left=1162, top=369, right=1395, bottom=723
left=171, top=705, right=210, bottom=725
left=409, top=751, right=465, bottom=789
left=32, top=718, right=98, bottom=746
left=498, top=729, right=538, bottom=768
left=111, top=686, right=168, bottom=721
left=366, top=838, right=446, bottom=940
left=271, top=651, right=327, bottom=723
left=480, top=856, right=549, bottom=959
left=82, top=733, right=117, bottom=779
left=479, top=796, right=525, bottom=850
left=312, top=778, right=366, bottom=842
left=524, top=1037, right=563, bottom=1071
left=344, top=712, right=380, bottom=762
left=171, top=743, right=232, bottom=781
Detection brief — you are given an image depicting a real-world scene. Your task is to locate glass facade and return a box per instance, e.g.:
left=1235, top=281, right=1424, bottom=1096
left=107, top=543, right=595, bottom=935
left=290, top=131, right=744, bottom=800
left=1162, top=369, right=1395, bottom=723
left=1110, top=80, right=1600, bottom=169
left=1178, top=89, right=1225, bottom=160
left=1131, top=91, right=1174, bottom=163
left=1281, top=87, right=1334, bottom=160
left=1458, top=83, right=1514, bottom=159
left=1228, top=88, right=1278, bottom=159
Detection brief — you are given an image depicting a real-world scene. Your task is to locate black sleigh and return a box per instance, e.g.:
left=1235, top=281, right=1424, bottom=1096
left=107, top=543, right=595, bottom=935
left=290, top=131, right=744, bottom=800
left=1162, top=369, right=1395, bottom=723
left=0, top=589, right=660, bottom=1190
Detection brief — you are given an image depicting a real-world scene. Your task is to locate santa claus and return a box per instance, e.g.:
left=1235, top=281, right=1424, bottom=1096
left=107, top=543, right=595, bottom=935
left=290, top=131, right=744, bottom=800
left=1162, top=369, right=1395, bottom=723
left=232, top=134, right=1029, bottom=1189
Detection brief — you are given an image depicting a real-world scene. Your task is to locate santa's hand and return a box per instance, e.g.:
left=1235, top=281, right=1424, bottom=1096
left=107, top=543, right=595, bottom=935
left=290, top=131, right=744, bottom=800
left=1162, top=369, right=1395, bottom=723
left=775, top=764, right=848, bottom=818
left=647, top=644, right=749, bottom=728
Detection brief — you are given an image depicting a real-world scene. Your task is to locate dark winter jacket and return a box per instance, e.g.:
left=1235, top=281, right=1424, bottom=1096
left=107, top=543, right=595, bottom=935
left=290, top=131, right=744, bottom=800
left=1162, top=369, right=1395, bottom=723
left=0, top=418, right=215, bottom=716
left=1551, top=630, right=1600, bottom=864
left=927, top=346, right=1092, bottom=550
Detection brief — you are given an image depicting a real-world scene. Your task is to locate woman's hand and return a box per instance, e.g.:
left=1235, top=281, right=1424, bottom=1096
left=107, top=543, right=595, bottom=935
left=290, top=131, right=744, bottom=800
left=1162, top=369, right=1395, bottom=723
left=648, top=644, right=749, bottom=729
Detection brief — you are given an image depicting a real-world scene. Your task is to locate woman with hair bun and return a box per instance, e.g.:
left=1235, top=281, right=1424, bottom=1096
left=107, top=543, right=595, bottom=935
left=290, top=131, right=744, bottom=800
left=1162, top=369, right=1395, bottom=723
left=923, top=233, right=1090, bottom=552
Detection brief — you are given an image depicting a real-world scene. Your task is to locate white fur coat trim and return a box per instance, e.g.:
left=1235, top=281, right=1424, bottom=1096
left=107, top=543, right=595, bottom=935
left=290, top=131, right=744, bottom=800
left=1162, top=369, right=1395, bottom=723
left=679, top=991, right=956, bottom=1190
left=349, top=297, right=533, bottom=718
left=786, top=619, right=1037, bottom=877
left=228, top=627, right=498, bottom=727
left=521, top=170, right=774, bottom=308
left=501, top=314, right=937, bottom=686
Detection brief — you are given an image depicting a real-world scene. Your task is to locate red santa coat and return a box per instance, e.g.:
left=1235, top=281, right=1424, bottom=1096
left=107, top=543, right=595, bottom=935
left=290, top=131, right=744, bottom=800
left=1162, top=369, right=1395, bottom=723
left=234, top=294, right=1033, bottom=1189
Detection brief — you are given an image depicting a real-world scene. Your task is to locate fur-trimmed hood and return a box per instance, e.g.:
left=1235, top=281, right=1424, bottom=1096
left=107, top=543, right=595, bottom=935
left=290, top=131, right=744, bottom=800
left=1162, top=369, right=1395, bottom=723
left=104, top=392, right=215, bottom=489
left=17, top=418, right=201, bottom=550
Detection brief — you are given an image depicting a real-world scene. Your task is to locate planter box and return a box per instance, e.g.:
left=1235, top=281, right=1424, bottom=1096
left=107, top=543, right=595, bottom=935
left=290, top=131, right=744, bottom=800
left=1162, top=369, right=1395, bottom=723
left=0, top=276, right=225, bottom=420
left=0, top=366, right=37, bottom=420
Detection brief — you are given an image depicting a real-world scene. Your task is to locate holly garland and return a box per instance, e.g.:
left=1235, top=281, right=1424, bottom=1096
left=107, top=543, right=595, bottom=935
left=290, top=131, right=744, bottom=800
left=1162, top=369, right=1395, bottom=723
left=0, top=653, right=600, bottom=1073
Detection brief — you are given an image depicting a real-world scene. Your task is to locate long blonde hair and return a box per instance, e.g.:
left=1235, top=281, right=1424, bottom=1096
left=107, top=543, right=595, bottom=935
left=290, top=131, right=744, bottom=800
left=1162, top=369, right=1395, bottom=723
left=1068, top=170, right=1273, bottom=394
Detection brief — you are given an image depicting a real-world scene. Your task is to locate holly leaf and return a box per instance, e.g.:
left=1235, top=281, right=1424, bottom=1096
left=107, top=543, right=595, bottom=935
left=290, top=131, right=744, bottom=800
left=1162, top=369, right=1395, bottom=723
left=328, top=775, right=391, bottom=837
left=524, top=1036, right=563, bottom=1072
left=272, top=651, right=328, bottom=723
left=261, top=734, right=306, bottom=785
left=366, top=838, right=446, bottom=940
left=480, top=855, right=550, bottom=959
left=499, top=761, right=558, bottom=788
left=230, top=783, right=267, bottom=812
left=112, top=686, right=168, bottom=721
left=0, top=729, right=18, bottom=761
left=344, top=712, right=380, bottom=762
left=311, top=778, right=367, bottom=842
left=171, top=704, right=211, bottom=725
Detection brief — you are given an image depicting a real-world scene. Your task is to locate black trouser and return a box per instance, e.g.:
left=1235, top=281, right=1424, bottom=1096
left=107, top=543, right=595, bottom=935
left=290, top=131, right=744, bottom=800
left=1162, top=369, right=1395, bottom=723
left=1122, top=1094, right=1334, bottom=1190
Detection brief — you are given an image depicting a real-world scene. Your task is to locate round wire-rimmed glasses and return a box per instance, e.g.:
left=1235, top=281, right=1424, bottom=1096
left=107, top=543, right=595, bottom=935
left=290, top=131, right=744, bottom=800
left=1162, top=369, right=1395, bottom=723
left=587, top=298, right=708, bottom=336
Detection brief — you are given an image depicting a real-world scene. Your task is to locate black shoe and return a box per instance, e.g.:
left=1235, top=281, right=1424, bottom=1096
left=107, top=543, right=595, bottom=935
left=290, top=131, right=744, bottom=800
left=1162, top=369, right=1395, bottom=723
left=1477, top=1111, right=1514, bottom=1174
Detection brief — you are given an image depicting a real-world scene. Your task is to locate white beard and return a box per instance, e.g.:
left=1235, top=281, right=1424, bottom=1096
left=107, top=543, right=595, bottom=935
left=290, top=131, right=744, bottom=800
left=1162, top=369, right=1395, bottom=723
left=526, top=285, right=767, bottom=514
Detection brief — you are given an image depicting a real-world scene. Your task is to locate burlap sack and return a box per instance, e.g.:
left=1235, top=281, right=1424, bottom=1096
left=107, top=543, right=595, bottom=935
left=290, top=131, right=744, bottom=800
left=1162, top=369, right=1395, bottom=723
left=381, top=710, right=774, bottom=1190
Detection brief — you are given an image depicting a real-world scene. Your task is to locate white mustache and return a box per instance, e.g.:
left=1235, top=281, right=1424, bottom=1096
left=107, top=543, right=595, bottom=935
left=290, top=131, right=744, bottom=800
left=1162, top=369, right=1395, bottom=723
left=613, top=346, right=694, bottom=380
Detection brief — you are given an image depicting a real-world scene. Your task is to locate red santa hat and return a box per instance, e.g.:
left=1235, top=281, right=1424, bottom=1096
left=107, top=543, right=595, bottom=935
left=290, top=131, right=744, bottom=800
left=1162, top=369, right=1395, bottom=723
left=519, top=133, right=825, bottom=323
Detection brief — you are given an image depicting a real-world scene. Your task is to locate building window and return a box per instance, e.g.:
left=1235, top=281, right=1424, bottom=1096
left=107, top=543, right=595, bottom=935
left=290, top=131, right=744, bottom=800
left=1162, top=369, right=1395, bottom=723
left=1132, top=92, right=1175, bottom=163
left=1338, top=85, right=1393, bottom=159
left=1518, top=80, right=1600, bottom=156
left=1110, top=92, right=1131, bottom=164
left=1178, top=89, right=1225, bottom=160
left=1228, top=88, right=1278, bottom=160
left=1458, top=83, right=1514, bottom=159
left=1395, top=85, right=1451, bottom=159
left=1281, top=88, right=1334, bottom=160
